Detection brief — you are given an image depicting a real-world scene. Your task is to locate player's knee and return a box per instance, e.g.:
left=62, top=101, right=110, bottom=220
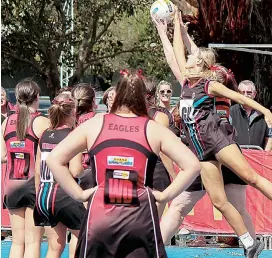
left=243, top=172, right=258, bottom=187
left=210, top=196, right=228, bottom=212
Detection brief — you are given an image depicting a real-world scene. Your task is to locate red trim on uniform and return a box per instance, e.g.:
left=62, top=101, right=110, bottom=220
left=153, top=111, right=159, bottom=120
left=30, top=113, right=42, bottom=140
left=38, top=129, right=48, bottom=149
left=144, top=119, right=153, bottom=152
left=195, top=119, right=206, bottom=150
left=89, top=115, right=105, bottom=151
left=187, top=78, right=204, bottom=89
left=204, top=80, right=215, bottom=98
left=51, top=183, right=59, bottom=215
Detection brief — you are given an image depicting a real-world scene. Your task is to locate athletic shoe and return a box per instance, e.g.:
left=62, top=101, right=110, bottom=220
left=244, top=239, right=265, bottom=258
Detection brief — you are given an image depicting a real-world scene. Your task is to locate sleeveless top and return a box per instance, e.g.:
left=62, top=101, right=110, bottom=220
left=4, top=112, right=41, bottom=194
left=39, top=127, right=72, bottom=183
left=88, top=114, right=158, bottom=206
left=77, top=111, right=96, bottom=169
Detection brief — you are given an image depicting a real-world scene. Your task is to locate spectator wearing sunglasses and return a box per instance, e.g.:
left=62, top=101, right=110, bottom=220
left=156, top=81, right=180, bottom=137
left=156, top=81, right=174, bottom=113
left=229, top=80, right=272, bottom=151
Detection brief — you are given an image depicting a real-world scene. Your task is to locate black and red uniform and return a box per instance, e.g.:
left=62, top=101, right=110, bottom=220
left=148, top=107, right=171, bottom=191
left=77, top=111, right=96, bottom=190
left=3, top=112, right=41, bottom=209
left=77, top=112, right=96, bottom=126
left=184, top=95, right=237, bottom=192
left=1, top=102, right=16, bottom=124
left=75, top=114, right=167, bottom=258
left=180, top=78, right=236, bottom=161
left=34, top=127, right=86, bottom=229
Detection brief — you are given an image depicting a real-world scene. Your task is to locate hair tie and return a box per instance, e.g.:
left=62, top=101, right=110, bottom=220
left=137, top=69, right=143, bottom=75
left=210, top=65, right=219, bottom=71
left=120, top=69, right=129, bottom=76
left=227, top=69, right=234, bottom=77
left=136, top=68, right=145, bottom=79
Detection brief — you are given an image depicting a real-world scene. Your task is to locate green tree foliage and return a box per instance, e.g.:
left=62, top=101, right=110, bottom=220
left=1, top=0, right=158, bottom=96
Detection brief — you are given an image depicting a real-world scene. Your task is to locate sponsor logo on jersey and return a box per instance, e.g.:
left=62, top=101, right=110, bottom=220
left=113, top=170, right=130, bottom=180
left=10, top=141, right=25, bottom=148
left=15, top=153, right=24, bottom=159
left=49, top=133, right=55, bottom=138
left=107, top=156, right=134, bottom=167
left=42, top=143, right=57, bottom=150
left=217, top=110, right=227, bottom=117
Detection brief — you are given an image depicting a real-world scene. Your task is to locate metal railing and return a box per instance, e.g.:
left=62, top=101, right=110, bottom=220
left=176, top=231, right=272, bottom=250
left=240, top=145, right=264, bottom=150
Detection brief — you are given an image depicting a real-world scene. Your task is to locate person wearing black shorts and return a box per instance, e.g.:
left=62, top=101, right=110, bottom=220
left=153, top=9, right=272, bottom=257
left=1, top=79, right=49, bottom=258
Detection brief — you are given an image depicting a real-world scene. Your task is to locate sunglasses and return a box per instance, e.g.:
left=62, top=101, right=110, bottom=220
left=159, top=89, right=172, bottom=95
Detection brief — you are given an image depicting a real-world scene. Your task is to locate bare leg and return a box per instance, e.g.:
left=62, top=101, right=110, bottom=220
left=69, top=229, right=80, bottom=258
left=200, top=161, right=249, bottom=236
left=160, top=190, right=205, bottom=244
left=45, top=223, right=67, bottom=258
left=225, top=184, right=256, bottom=239
left=9, top=208, right=25, bottom=258
left=216, top=144, right=272, bottom=200
left=24, top=208, right=42, bottom=258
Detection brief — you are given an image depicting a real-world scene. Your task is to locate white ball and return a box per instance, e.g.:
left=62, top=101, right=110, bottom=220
left=150, top=0, right=175, bottom=22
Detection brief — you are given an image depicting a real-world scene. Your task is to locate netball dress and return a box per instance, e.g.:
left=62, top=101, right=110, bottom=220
left=75, top=114, right=167, bottom=258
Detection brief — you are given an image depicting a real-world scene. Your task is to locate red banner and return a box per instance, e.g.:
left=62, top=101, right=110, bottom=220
left=1, top=150, right=272, bottom=234
left=181, top=149, right=272, bottom=234
left=1, top=163, right=10, bottom=228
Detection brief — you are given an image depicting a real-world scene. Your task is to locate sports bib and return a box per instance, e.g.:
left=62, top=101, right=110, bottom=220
left=9, top=152, right=30, bottom=179
left=180, top=99, right=194, bottom=122
left=104, top=169, right=139, bottom=206
left=40, top=152, right=54, bottom=183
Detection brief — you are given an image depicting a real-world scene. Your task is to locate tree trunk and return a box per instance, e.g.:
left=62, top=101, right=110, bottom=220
left=68, top=68, right=84, bottom=85
left=45, top=68, right=61, bottom=100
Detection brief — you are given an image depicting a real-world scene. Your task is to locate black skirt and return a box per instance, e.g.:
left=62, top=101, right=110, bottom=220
left=34, top=182, right=86, bottom=230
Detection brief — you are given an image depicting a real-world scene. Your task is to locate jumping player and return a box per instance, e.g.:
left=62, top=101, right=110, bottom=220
left=153, top=9, right=272, bottom=257
left=160, top=66, right=256, bottom=252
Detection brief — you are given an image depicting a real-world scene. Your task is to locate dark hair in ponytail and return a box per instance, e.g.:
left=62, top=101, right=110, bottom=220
left=15, top=78, right=40, bottom=140
left=71, top=83, right=95, bottom=115
left=48, top=94, right=75, bottom=129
